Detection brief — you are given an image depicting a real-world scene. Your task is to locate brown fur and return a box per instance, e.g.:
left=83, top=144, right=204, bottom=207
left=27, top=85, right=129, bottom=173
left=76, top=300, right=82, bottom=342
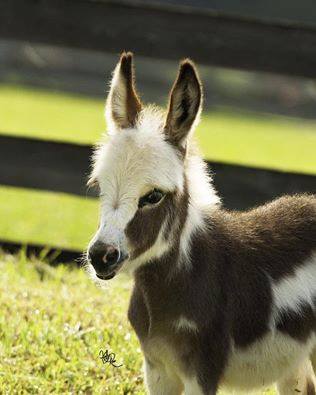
left=126, top=180, right=189, bottom=260
left=128, top=194, right=316, bottom=394
left=165, top=59, right=202, bottom=149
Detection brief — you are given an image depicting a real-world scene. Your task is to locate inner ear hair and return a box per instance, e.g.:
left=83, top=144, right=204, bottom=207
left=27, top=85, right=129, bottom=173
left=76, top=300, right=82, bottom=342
left=165, top=59, right=202, bottom=148
left=107, top=52, right=142, bottom=130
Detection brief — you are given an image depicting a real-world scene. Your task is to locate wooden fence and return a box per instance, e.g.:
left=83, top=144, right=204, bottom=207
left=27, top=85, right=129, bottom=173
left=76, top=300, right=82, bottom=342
left=0, top=0, right=316, bottom=261
left=2, top=0, right=316, bottom=78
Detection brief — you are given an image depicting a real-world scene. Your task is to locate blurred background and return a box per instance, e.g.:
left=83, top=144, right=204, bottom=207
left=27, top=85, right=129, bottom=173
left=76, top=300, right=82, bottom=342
left=0, top=1, right=316, bottom=393
left=1, top=40, right=316, bottom=255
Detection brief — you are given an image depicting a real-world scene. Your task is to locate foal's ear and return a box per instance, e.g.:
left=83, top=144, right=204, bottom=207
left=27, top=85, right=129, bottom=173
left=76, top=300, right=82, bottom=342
left=165, top=59, right=202, bottom=149
left=106, top=52, right=142, bottom=131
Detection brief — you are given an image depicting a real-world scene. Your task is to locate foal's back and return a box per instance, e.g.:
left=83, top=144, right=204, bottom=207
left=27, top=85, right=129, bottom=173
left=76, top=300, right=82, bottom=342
left=216, top=194, right=316, bottom=392
left=223, top=194, right=316, bottom=281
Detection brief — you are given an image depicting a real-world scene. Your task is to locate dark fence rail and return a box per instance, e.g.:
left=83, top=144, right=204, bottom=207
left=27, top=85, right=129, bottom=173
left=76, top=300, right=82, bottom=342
left=132, top=0, right=316, bottom=26
left=2, top=0, right=316, bottom=78
left=0, top=239, right=82, bottom=266
left=1, top=134, right=315, bottom=211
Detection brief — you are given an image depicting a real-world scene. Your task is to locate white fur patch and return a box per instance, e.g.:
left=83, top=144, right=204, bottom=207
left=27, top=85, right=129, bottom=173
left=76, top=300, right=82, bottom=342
left=93, top=107, right=184, bottom=197
left=144, top=358, right=183, bottom=394
left=185, top=153, right=220, bottom=209
left=179, top=203, right=205, bottom=267
left=124, top=219, right=171, bottom=274
left=182, top=376, right=204, bottom=395
left=179, top=153, right=220, bottom=269
left=223, top=332, right=316, bottom=392
left=173, top=316, right=198, bottom=333
left=271, top=253, right=316, bottom=325
left=277, top=358, right=316, bottom=395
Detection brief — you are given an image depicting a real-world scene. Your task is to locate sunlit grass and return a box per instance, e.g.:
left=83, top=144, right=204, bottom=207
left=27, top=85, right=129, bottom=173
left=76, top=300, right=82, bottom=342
left=0, top=253, right=276, bottom=394
left=0, top=253, right=144, bottom=394
left=0, top=84, right=105, bottom=144
left=0, top=186, right=98, bottom=250
left=197, top=111, right=316, bottom=174
left=0, top=84, right=315, bottom=174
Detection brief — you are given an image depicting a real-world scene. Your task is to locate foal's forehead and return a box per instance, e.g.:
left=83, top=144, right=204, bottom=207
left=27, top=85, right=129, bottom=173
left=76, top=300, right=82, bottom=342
left=95, top=126, right=184, bottom=193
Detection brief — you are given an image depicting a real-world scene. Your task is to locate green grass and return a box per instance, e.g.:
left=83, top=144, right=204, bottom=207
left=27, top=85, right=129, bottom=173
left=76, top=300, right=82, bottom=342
left=0, top=84, right=105, bottom=144
left=0, top=186, right=98, bottom=251
left=0, top=253, right=144, bottom=394
left=0, top=253, right=276, bottom=394
left=1, top=84, right=316, bottom=174
left=197, top=112, right=316, bottom=174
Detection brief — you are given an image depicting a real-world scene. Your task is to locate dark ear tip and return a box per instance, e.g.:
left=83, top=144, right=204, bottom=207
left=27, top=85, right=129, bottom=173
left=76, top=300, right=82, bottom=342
left=119, top=51, right=134, bottom=79
left=180, top=58, right=195, bottom=66
left=179, top=58, right=196, bottom=72
left=120, top=51, right=134, bottom=63
left=178, top=58, right=200, bottom=82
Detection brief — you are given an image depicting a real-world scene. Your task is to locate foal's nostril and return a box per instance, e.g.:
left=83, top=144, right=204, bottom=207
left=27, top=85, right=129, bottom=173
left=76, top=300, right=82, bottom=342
left=88, top=243, right=121, bottom=269
left=104, top=246, right=120, bottom=266
left=89, top=250, right=104, bottom=268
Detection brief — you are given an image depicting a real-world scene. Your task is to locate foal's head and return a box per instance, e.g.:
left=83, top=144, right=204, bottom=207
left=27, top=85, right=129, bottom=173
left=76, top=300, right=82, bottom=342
left=87, top=52, right=218, bottom=281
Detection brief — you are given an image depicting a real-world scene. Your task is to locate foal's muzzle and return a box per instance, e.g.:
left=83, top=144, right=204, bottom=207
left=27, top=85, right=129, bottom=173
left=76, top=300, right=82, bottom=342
left=88, top=241, right=128, bottom=280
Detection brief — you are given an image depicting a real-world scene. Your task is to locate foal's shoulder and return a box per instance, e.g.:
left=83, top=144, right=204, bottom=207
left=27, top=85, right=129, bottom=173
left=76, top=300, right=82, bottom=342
left=210, top=194, right=316, bottom=267
left=259, top=193, right=316, bottom=214
left=231, top=194, right=316, bottom=231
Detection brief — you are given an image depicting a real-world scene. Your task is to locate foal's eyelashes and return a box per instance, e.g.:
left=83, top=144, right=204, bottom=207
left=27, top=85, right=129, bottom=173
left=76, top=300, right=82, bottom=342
left=138, top=189, right=165, bottom=209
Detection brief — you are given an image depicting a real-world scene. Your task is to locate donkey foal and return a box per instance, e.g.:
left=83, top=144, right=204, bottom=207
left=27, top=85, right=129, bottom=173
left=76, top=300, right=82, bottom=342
left=87, top=52, right=316, bottom=395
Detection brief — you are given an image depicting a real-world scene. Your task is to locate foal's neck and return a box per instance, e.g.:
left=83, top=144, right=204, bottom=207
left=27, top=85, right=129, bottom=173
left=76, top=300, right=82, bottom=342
left=132, top=153, right=220, bottom=316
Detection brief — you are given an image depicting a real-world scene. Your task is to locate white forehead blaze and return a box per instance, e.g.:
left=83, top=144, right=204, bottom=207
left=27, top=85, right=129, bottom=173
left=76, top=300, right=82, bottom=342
left=91, top=108, right=184, bottom=230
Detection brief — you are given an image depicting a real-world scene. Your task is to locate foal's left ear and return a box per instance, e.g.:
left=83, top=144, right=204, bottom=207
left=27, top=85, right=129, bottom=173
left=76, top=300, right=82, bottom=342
left=106, top=52, right=142, bottom=131
left=165, top=59, right=202, bottom=149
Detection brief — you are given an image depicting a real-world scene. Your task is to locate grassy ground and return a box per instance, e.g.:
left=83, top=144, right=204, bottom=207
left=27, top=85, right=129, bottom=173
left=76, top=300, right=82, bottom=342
left=0, top=253, right=275, bottom=394
left=0, top=253, right=143, bottom=394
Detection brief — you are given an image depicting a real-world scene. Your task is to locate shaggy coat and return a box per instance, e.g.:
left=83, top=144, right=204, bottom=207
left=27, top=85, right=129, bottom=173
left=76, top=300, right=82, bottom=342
left=87, top=53, right=316, bottom=395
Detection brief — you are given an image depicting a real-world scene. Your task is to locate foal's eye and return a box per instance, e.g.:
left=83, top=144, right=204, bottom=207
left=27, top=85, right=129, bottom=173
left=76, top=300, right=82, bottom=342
left=138, top=189, right=165, bottom=208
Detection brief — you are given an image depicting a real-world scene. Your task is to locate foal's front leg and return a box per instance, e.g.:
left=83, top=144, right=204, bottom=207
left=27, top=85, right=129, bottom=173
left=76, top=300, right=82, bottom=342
left=183, top=376, right=209, bottom=395
left=277, top=359, right=316, bottom=395
left=144, top=358, right=183, bottom=395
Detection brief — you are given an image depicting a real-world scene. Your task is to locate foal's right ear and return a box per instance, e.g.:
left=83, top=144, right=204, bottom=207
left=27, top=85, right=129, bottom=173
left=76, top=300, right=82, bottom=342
left=105, top=52, right=142, bottom=132
left=165, top=59, right=202, bottom=149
